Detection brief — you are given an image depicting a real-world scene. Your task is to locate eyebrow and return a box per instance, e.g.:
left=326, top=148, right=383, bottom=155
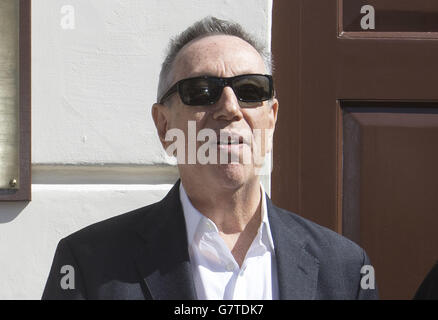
left=183, top=70, right=264, bottom=79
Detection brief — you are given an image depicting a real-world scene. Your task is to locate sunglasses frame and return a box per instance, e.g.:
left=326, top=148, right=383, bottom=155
left=159, top=74, right=274, bottom=106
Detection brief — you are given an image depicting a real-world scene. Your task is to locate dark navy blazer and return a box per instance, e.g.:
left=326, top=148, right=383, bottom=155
left=42, top=180, right=379, bottom=300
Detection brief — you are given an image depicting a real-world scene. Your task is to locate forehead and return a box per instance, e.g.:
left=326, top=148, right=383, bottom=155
left=172, top=35, right=266, bottom=81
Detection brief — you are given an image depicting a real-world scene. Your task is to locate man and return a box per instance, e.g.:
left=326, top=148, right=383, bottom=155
left=42, top=17, right=378, bottom=300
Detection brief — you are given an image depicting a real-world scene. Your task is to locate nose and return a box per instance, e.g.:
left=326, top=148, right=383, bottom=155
left=211, top=86, right=243, bottom=122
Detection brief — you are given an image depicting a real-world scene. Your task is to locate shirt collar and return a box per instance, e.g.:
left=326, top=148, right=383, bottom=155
left=179, top=182, right=275, bottom=251
left=179, top=182, right=204, bottom=248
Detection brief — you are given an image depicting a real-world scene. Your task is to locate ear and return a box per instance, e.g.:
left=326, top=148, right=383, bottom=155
left=152, top=103, right=170, bottom=149
left=266, top=98, right=279, bottom=153
left=270, top=98, right=279, bottom=129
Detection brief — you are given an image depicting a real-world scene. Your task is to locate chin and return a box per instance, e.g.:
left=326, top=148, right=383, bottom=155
left=213, top=163, right=255, bottom=188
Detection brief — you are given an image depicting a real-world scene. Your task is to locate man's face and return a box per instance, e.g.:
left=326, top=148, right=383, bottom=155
left=153, top=35, right=279, bottom=191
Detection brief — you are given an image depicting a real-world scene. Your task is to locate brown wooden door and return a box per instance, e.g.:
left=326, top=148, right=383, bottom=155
left=272, top=0, right=438, bottom=299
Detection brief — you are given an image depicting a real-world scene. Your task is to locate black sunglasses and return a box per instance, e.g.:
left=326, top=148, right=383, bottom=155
left=159, top=74, right=274, bottom=106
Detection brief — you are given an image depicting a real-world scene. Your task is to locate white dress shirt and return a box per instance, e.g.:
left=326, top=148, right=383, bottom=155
left=179, top=182, right=279, bottom=300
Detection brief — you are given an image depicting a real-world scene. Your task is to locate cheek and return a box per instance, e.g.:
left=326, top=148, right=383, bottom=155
left=243, top=108, right=273, bottom=129
left=243, top=109, right=275, bottom=155
left=170, top=108, right=207, bottom=133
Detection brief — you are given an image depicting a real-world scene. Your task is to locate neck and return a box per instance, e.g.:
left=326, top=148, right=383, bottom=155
left=180, top=176, right=262, bottom=234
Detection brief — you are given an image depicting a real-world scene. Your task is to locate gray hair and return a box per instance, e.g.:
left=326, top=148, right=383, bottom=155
left=157, top=16, right=273, bottom=103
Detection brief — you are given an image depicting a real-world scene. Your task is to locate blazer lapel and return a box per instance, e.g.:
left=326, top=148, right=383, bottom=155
left=134, top=180, right=197, bottom=300
left=267, top=196, right=320, bottom=300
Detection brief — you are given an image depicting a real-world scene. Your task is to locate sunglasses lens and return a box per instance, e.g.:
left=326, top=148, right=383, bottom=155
left=177, top=75, right=272, bottom=106
left=233, top=75, right=272, bottom=102
left=180, top=78, right=221, bottom=105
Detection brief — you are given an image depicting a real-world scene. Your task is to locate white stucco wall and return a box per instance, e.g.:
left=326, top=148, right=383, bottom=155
left=0, top=0, right=273, bottom=299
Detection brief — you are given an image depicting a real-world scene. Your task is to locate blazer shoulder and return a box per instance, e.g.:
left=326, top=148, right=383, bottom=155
left=43, top=201, right=164, bottom=300
left=63, top=200, right=161, bottom=248
left=270, top=204, right=378, bottom=299
left=271, top=205, right=365, bottom=261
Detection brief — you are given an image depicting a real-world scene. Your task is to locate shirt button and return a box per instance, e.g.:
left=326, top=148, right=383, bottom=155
left=226, top=262, right=235, bottom=272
